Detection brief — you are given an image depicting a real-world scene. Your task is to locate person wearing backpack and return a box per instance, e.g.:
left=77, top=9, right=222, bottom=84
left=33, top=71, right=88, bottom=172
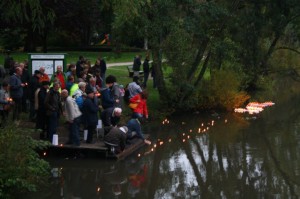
left=108, top=75, right=123, bottom=109
left=72, top=81, right=86, bottom=111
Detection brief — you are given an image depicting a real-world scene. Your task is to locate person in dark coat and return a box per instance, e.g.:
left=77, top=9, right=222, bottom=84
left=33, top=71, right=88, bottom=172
left=76, top=55, right=85, bottom=78
left=20, top=62, right=30, bottom=113
left=142, top=55, right=150, bottom=88
left=104, top=126, right=128, bottom=154
left=100, top=57, right=107, bottom=88
left=45, top=81, right=62, bottom=142
left=101, top=107, right=122, bottom=135
left=36, top=81, right=50, bottom=139
left=132, top=55, right=142, bottom=78
left=82, top=87, right=99, bottom=144
left=28, top=70, right=41, bottom=121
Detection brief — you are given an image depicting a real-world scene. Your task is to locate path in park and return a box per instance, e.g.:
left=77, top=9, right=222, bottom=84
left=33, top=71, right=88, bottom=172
left=107, top=62, right=132, bottom=67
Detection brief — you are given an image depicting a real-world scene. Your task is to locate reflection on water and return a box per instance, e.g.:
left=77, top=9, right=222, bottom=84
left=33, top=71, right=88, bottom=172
left=28, top=98, right=300, bottom=199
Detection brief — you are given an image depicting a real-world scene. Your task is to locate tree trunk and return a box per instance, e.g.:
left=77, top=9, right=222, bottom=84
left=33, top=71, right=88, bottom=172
left=144, top=37, right=148, bottom=50
left=152, top=48, right=166, bottom=101
left=187, top=39, right=209, bottom=81
left=259, top=32, right=281, bottom=75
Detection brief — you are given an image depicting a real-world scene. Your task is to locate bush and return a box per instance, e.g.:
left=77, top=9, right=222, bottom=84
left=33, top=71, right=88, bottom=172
left=207, top=70, right=250, bottom=111
left=0, top=124, right=50, bottom=198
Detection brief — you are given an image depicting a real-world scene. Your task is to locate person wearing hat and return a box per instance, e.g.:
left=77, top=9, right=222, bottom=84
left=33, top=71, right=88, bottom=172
left=104, top=126, right=128, bottom=154
left=82, top=86, right=99, bottom=143
left=36, top=81, right=50, bottom=139
left=28, top=70, right=42, bottom=121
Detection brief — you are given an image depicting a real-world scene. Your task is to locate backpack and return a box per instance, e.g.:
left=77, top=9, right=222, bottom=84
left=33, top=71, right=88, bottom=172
left=75, top=95, right=84, bottom=109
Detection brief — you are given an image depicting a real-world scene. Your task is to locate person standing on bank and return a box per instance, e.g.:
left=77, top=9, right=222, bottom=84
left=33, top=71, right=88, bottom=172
left=28, top=70, right=42, bottom=121
left=127, top=76, right=142, bottom=99
left=51, top=65, right=66, bottom=90
left=142, top=55, right=150, bottom=88
left=82, top=87, right=99, bottom=144
left=45, top=81, right=62, bottom=142
left=61, top=89, right=82, bottom=146
left=36, top=81, right=50, bottom=139
left=132, top=55, right=142, bottom=78
left=9, top=67, right=25, bottom=122
left=0, top=82, right=11, bottom=128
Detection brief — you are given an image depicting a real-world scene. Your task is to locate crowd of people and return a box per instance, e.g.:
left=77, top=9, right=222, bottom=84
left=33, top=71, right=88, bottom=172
left=0, top=52, right=152, bottom=154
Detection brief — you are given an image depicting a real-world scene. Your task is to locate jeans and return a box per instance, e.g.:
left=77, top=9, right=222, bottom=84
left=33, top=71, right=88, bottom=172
left=69, top=116, right=81, bottom=146
left=132, top=112, right=143, bottom=119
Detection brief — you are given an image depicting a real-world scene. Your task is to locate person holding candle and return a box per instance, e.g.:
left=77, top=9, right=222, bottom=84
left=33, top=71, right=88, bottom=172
left=9, top=67, right=26, bottom=122
left=0, top=82, right=11, bottom=128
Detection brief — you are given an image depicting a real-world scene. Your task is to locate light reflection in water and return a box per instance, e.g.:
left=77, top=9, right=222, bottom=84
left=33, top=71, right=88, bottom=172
left=28, top=100, right=300, bottom=199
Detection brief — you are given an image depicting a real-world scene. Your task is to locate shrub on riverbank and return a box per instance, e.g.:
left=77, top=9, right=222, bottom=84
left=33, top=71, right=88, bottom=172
left=0, top=124, right=50, bottom=198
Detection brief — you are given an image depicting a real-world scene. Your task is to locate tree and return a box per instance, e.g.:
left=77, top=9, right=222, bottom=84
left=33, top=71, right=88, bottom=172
left=52, top=0, right=112, bottom=47
left=0, top=0, right=56, bottom=51
left=112, top=0, right=300, bottom=111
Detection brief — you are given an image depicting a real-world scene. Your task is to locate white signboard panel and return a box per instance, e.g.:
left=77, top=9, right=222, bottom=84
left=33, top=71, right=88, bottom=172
left=32, top=60, right=54, bottom=76
left=31, top=54, right=65, bottom=59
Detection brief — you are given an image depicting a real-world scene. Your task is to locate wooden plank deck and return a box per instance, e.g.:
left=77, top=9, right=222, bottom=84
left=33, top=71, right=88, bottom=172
left=48, top=134, right=149, bottom=160
left=20, top=121, right=149, bottom=160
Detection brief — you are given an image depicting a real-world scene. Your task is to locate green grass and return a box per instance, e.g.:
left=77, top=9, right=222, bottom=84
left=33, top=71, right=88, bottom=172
left=0, top=51, right=147, bottom=65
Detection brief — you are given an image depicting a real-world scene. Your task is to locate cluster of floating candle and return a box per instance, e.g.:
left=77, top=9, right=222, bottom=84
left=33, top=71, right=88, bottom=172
left=139, top=119, right=220, bottom=158
left=234, top=101, right=275, bottom=114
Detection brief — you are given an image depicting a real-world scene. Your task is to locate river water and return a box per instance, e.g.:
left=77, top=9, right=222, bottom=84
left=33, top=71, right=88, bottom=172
left=28, top=96, right=300, bottom=199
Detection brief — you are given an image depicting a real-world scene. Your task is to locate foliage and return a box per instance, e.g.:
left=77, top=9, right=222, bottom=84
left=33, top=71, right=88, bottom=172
left=0, top=0, right=56, bottom=51
left=206, top=70, right=250, bottom=111
left=165, top=69, right=250, bottom=111
left=0, top=124, right=50, bottom=198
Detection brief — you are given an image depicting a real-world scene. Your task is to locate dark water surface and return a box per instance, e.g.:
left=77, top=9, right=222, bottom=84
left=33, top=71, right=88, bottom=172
left=28, top=97, right=300, bottom=199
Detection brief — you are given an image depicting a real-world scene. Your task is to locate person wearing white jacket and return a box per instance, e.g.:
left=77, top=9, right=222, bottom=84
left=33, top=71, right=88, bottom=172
left=61, top=89, right=82, bottom=146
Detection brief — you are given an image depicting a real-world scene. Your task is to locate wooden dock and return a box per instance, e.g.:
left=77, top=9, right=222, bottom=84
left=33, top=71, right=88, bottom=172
left=20, top=121, right=149, bottom=160
left=46, top=134, right=149, bottom=160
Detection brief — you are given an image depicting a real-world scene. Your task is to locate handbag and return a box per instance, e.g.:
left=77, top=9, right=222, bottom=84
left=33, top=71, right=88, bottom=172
left=129, top=103, right=138, bottom=109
